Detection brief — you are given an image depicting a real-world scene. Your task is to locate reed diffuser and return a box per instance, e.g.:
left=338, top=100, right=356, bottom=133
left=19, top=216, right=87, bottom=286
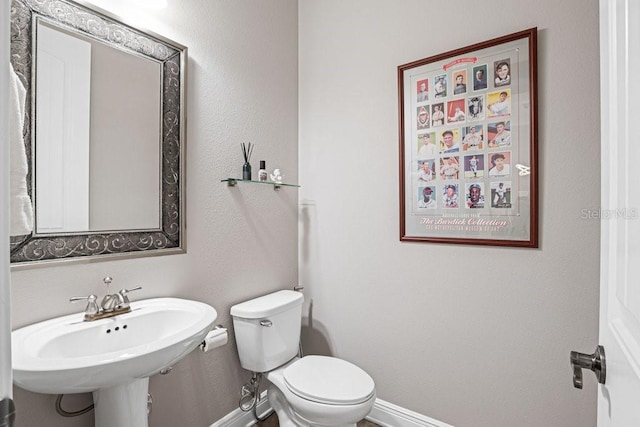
left=241, top=142, right=254, bottom=180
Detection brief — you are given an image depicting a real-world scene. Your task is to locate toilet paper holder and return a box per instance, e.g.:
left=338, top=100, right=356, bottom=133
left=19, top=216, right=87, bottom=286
left=200, top=325, right=228, bottom=352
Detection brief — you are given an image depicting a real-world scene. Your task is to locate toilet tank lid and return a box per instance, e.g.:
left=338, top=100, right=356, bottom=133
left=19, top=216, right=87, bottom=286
left=230, top=290, right=304, bottom=319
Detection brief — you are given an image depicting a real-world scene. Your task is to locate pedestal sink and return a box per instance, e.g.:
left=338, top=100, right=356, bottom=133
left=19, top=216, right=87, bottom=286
left=12, top=297, right=217, bottom=427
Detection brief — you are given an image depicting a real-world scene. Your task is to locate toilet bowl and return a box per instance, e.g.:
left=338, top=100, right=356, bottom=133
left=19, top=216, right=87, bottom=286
left=266, top=356, right=376, bottom=427
left=230, top=290, right=376, bottom=427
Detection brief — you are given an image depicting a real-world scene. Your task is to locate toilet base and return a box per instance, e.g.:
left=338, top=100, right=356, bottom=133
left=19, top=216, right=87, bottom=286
left=267, top=384, right=357, bottom=427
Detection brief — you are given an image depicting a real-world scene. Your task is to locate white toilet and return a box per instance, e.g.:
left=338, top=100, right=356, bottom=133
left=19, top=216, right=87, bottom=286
left=231, top=290, right=376, bottom=427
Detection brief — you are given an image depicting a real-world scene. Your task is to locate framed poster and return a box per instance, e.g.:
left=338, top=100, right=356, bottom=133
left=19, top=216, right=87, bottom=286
left=398, top=28, right=538, bottom=247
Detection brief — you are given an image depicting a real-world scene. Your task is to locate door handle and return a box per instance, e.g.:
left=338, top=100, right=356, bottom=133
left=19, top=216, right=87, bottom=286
left=570, top=345, right=606, bottom=389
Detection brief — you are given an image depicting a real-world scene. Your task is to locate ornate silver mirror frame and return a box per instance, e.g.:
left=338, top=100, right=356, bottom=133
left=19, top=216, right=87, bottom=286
left=10, top=0, right=186, bottom=267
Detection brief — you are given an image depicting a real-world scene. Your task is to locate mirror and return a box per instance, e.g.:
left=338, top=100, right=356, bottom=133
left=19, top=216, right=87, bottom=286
left=10, top=0, right=187, bottom=266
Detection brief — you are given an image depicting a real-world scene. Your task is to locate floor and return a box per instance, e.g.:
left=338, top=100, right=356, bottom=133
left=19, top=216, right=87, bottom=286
left=256, top=412, right=381, bottom=426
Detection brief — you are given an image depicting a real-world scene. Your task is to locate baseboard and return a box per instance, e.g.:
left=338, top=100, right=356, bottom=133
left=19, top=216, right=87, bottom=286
left=366, top=398, right=454, bottom=427
left=210, top=395, right=453, bottom=427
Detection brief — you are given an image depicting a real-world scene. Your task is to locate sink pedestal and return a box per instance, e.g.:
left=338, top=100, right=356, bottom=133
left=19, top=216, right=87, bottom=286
left=93, top=378, right=149, bottom=427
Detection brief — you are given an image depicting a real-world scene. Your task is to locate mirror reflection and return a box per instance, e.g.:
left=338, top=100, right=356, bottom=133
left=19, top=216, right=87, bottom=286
left=35, top=20, right=162, bottom=233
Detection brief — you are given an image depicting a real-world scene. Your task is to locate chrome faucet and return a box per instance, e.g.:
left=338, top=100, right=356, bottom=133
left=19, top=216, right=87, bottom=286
left=70, top=277, right=142, bottom=321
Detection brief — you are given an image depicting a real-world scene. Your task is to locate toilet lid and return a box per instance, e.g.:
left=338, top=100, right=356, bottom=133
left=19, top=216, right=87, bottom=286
left=284, top=356, right=375, bottom=405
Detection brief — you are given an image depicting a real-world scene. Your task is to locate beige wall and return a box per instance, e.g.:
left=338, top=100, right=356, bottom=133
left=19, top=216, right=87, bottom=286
left=298, top=1, right=600, bottom=427
left=10, top=1, right=298, bottom=426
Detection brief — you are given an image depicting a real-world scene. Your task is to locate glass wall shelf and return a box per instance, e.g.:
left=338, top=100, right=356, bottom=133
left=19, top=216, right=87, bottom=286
left=221, top=178, right=300, bottom=190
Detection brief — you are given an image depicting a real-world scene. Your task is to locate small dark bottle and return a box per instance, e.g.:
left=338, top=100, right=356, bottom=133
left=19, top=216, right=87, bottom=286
left=242, top=162, right=252, bottom=180
left=258, top=160, right=268, bottom=182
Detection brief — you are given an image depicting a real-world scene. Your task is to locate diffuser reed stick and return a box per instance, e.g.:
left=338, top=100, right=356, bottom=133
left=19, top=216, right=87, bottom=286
left=241, top=142, right=253, bottom=180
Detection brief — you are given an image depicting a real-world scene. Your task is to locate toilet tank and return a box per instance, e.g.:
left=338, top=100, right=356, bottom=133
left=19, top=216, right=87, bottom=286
left=230, top=290, right=304, bottom=372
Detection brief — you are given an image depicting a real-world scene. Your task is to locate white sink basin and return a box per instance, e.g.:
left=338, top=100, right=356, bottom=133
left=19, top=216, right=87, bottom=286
left=12, top=297, right=217, bottom=394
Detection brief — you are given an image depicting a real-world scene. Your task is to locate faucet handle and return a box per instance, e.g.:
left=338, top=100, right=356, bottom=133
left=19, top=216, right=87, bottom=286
left=70, top=294, right=99, bottom=316
left=118, top=286, right=142, bottom=305
left=69, top=294, right=98, bottom=303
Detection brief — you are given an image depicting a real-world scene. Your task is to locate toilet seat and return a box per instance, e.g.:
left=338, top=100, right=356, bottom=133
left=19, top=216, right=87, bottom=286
left=283, top=356, right=375, bottom=405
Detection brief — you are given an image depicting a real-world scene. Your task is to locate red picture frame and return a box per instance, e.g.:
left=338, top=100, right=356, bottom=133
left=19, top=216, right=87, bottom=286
left=398, top=28, right=538, bottom=247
